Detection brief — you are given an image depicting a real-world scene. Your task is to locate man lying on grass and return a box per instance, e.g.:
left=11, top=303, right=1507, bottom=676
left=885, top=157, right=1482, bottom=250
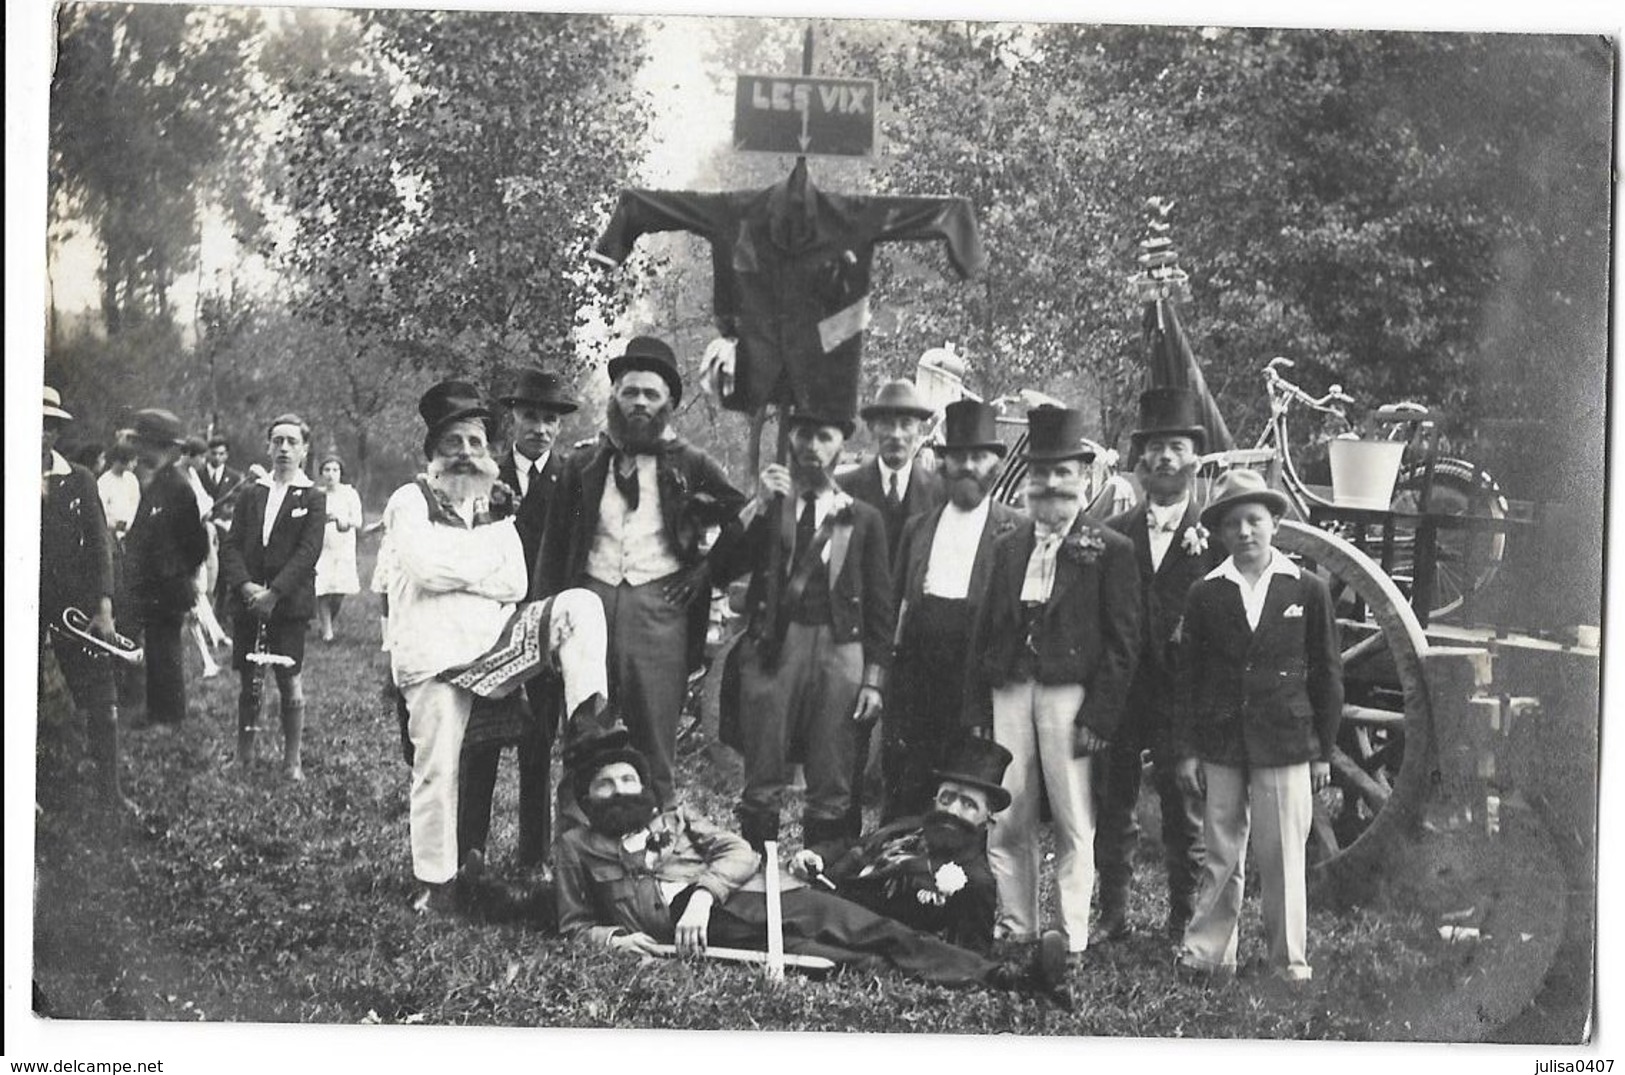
left=553, top=726, right=1071, bottom=1006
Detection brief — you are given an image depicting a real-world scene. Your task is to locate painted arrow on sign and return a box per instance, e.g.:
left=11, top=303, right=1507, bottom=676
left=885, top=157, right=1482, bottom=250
left=733, top=74, right=877, bottom=158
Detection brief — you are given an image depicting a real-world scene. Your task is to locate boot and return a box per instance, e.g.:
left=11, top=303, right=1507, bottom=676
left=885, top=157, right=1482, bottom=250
left=236, top=696, right=260, bottom=770
left=90, top=707, right=138, bottom=817
left=280, top=701, right=305, bottom=782
left=1165, top=889, right=1196, bottom=942
left=1089, top=889, right=1130, bottom=946
left=737, top=809, right=780, bottom=855
left=800, top=816, right=851, bottom=862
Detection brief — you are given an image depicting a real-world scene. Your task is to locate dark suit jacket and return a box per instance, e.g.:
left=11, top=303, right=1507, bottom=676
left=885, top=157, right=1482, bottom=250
left=1173, top=565, right=1343, bottom=768
left=964, top=513, right=1141, bottom=741
left=218, top=480, right=328, bottom=623
left=124, top=463, right=209, bottom=619
left=40, top=460, right=115, bottom=622
left=498, top=448, right=565, bottom=579
left=198, top=464, right=243, bottom=504
left=1106, top=499, right=1226, bottom=725
left=839, top=458, right=945, bottom=563
left=892, top=499, right=1022, bottom=656
left=719, top=494, right=896, bottom=675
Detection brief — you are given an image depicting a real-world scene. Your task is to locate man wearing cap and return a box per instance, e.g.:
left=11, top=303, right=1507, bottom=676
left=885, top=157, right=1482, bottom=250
left=39, top=386, right=135, bottom=812
left=885, top=399, right=1021, bottom=822
left=554, top=729, right=1069, bottom=1004
left=1092, top=388, right=1224, bottom=945
left=458, top=368, right=579, bottom=873
left=122, top=408, right=211, bottom=726
left=788, top=735, right=1011, bottom=954
left=717, top=409, right=894, bottom=857
left=218, top=413, right=326, bottom=780
left=382, top=380, right=610, bottom=912
left=536, top=337, right=747, bottom=808
left=964, top=405, right=1140, bottom=955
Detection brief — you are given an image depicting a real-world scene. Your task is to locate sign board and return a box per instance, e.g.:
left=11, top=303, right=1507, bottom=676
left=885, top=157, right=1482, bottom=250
left=733, top=74, right=877, bottom=158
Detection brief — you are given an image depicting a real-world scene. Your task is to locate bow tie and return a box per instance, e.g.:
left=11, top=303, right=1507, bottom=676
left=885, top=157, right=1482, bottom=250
left=1152, top=517, right=1181, bottom=534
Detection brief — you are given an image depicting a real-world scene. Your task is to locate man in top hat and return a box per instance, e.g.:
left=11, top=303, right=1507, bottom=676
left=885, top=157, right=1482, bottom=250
left=380, top=379, right=612, bottom=912
left=715, top=408, right=894, bottom=857
left=456, top=367, right=580, bottom=875
left=885, top=400, right=1022, bottom=822
left=122, top=408, right=211, bottom=726
left=218, top=413, right=327, bottom=780
left=1092, top=387, right=1224, bottom=944
left=536, top=336, right=748, bottom=808
left=39, top=386, right=136, bottom=812
left=963, top=405, right=1140, bottom=955
left=788, top=735, right=1012, bottom=955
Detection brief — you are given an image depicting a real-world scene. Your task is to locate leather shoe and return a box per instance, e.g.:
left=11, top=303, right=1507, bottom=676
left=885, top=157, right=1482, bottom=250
left=1088, top=908, right=1129, bottom=946
left=1030, top=929, right=1073, bottom=1010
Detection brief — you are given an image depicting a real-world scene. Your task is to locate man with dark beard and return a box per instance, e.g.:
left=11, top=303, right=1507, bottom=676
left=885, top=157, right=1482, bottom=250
left=964, top=405, right=1140, bottom=957
left=787, top=736, right=1009, bottom=954
left=553, top=727, right=1069, bottom=1004
left=1093, top=387, right=1224, bottom=945
left=536, top=337, right=746, bottom=809
left=885, top=400, right=1021, bottom=822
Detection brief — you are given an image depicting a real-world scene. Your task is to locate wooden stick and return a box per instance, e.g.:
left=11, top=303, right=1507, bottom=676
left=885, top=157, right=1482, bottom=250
left=763, top=840, right=785, bottom=982
left=648, top=944, right=834, bottom=971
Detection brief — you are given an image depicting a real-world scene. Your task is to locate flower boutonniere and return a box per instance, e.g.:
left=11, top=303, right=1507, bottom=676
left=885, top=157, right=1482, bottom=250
left=830, top=490, right=856, bottom=525
left=1059, top=526, right=1108, bottom=566
left=916, top=861, right=969, bottom=907
left=487, top=479, right=517, bottom=518
left=1181, top=524, right=1209, bottom=557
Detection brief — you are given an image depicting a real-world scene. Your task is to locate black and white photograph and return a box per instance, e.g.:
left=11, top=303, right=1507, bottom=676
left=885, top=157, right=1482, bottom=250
left=6, top=0, right=1616, bottom=1067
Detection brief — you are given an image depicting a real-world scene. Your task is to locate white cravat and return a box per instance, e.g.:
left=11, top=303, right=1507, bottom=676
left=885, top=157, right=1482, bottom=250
left=1146, top=497, right=1190, bottom=573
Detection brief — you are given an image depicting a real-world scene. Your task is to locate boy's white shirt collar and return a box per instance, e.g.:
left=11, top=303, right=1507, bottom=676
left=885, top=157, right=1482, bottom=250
left=1206, top=547, right=1301, bottom=584
left=256, top=469, right=314, bottom=489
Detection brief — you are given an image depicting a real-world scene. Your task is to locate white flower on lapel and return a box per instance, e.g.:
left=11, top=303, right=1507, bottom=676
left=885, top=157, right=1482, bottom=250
left=933, top=861, right=968, bottom=896
left=291, top=507, right=309, bottom=518
left=829, top=490, right=855, bottom=520
left=1181, top=524, right=1209, bottom=556
left=1282, top=603, right=1305, bottom=619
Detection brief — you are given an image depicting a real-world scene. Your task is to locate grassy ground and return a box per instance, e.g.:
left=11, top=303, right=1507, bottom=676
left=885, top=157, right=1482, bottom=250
left=33, top=547, right=1461, bottom=1037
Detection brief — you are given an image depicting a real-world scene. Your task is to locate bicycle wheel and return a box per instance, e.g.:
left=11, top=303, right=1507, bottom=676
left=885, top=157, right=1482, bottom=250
left=1388, top=458, right=1508, bottom=619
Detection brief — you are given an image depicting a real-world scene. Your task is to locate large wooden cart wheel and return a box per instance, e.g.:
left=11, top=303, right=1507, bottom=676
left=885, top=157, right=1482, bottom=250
left=1273, top=520, right=1433, bottom=872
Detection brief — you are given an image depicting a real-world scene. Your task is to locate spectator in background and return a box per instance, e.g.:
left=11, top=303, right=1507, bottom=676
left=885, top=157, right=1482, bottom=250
left=179, top=435, right=226, bottom=677
left=198, top=435, right=242, bottom=506
left=72, top=442, right=106, bottom=474
left=98, top=442, right=141, bottom=541
left=314, top=455, right=363, bottom=644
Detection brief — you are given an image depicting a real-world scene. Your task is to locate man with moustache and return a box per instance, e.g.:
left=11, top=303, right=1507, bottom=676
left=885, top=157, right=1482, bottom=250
left=719, top=409, right=894, bottom=857
left=457, top=368, right=578, bottom=874
left=964, top=405, right=1140, bottom=956
left=1093, top=388, right=1224, bottom=944
left=885, top=400, right=1021, bottom=822
left=787, top=736, right=1011, bottom=955
left=219, top=413, right=327, bottom=779
left=536, top=337, right=747, bottom=809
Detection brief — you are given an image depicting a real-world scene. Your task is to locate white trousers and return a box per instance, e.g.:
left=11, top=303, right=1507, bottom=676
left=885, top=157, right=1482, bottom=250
left=988, top=680, right=1096, bottom=951
left=1181, top=761, right=1313, bottom=980
left=401, top=679, right=472, bottom=884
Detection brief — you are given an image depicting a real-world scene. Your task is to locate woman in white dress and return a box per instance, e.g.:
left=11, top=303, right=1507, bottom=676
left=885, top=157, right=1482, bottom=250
left=313, top=456, right=363, bottom=642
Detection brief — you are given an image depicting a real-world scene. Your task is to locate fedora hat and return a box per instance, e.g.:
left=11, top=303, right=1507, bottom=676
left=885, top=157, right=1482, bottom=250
left=939, top=399, right=1006, bottom=456
left=1020, top=405, right=1095, bottom=463
left=859, top=378, right=934, bottom=421
left=128, top=408, right=186, bottom=447
left=497, top=368, right=578, bottom=414
left=784, top=406, right=855, bottom=439
left=606, top=336, right=683, bottom=405
left=43, top=386, right=72, bottom=422
left=417, top=380, right=493, bottom=455
left=1130, top=387, right=1207, bottom=455
left=932, top=735, right=1014, bottom=813
left=1199, top=467, right=1292, bottom=530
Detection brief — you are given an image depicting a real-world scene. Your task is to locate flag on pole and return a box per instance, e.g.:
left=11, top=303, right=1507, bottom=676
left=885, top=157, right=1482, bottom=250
left=1143, top=298, right=1234, bottom=453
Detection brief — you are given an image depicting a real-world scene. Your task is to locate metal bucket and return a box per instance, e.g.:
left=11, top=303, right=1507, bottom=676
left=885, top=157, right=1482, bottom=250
left=1329, top=438, right=1405, bottom=510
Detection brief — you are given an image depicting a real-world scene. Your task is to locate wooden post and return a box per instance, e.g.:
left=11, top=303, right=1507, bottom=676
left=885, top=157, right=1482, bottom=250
left=763, top=840, right=786, bottom=982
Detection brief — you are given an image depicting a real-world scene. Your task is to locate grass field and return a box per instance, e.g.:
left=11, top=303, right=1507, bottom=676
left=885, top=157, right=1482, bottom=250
left=32, top=544, right=1462, bottom=1038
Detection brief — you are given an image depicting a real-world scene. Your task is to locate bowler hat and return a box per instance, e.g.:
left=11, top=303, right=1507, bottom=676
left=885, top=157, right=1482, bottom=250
left=932, top=736, right=1014, bottom=813
left=1130, top=387, right=1207, bottom=455
left=129, top=408, right=187, bottom=447
left=860, top=379, right=934, bottom=421
left=606, top=336, right=683, bottom=405
left=1198, top=467, right=1292, bottom=531
left=939, top=399, right=1006, bottom=456
left=498, top=367, right=578, bottom=414
left=418, top=380, right=494, bottom=456
left=784, top=407, right=856, bottom=439
left=1020, top=405, right=1095, bottom=463
left=42, top=386, right=72, bottom=422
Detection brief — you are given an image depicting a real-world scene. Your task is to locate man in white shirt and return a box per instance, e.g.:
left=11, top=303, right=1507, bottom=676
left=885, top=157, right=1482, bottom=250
left=886, top=400, right=1021, bottom=821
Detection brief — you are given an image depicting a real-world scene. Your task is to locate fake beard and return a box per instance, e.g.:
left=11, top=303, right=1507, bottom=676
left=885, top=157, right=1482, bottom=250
left=920, top=810, right=981, bottom=857
left=1136, top=458, right=1198, bottom=501
left=607, top=398, right=671, bottom=453
left=583, top=789, right=659, bottom=838
left=1026, top=488, right=1080, bottom=529
left=946, top=469, right=997, bottom=511
left=426, top=453, right=499, bottom=507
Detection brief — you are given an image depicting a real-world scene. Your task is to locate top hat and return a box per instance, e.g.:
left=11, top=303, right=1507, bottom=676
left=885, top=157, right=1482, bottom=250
left=559, top=711, right=650, bottom=800
left=1020, top=405, right=1095, bottom=463
left=418, top=380, right=493, bottom=451
left=860, top=379, right=934, bottom=422
left=606, top=336, right=683, bottom=406
left=129, top=408, right=187, bottom=447
left=784, top=406, right=856, bottom=439
left=1198, top=467, right=1292, bottom=531
left=939, top=399, right=1007, bottom=456
left=43, top=386, right=72, bottom=423
left=1130, top=387, right=1207, bottom=455
left=932, top=735, right=1014, bottom=813
left=498, top=367, right=578, bottom=414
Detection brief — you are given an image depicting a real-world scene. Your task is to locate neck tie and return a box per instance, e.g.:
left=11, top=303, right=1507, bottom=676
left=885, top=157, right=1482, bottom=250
left=886, top=471, right=901, bottom=509
left=612, top=452, right=640, bottom=511
left=793, top=492, right=818, bottom=569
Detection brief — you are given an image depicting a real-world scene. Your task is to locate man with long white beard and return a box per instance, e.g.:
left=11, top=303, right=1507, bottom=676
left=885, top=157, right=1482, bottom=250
left=536, top=337, right=746, bottom=809
left=382, top=380, right=610, bottom=913
left=963, top=405, right=1140, bottom=957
